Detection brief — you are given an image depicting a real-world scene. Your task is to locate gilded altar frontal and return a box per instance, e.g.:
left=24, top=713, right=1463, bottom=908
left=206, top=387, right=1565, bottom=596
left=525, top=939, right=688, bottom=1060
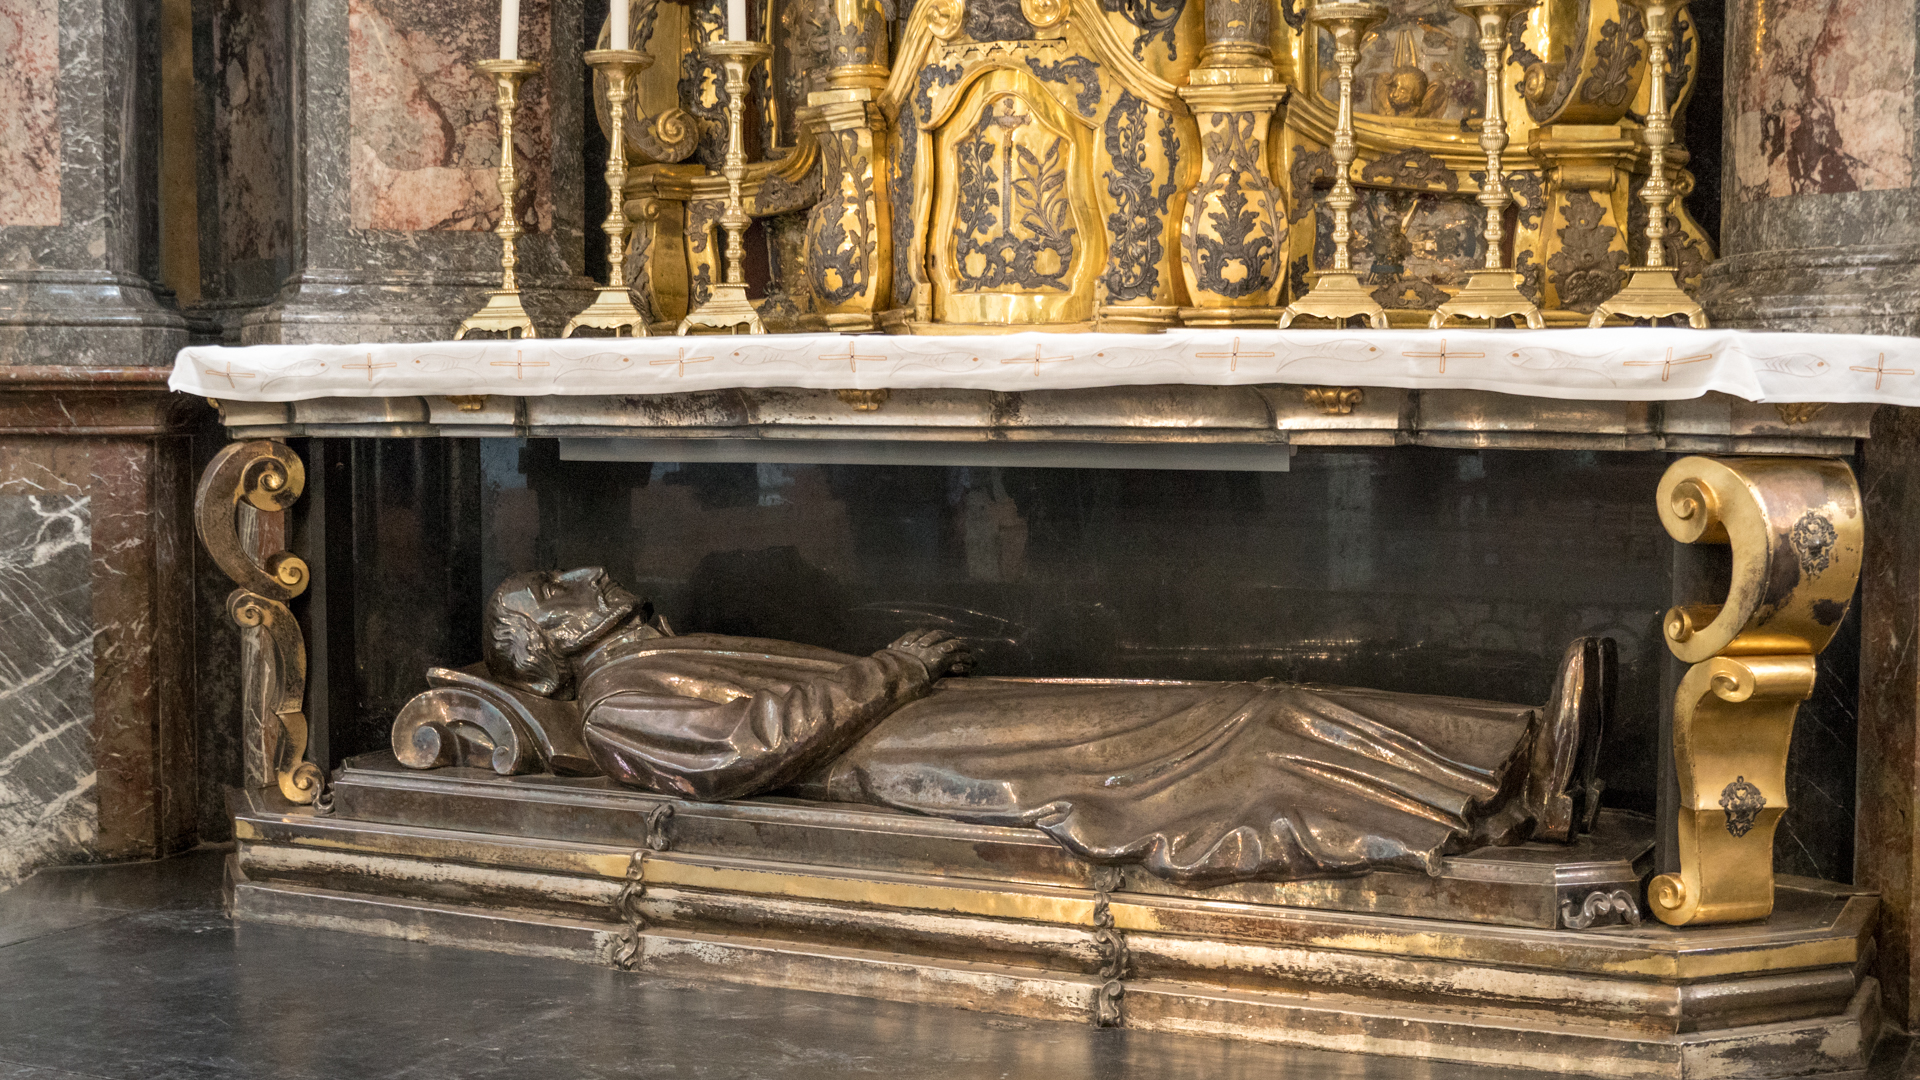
left=616, top=0, right=1712, bottom=332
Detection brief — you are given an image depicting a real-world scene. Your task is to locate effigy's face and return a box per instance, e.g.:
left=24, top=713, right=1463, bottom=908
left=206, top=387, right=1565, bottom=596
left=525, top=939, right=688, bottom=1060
left=504, top=567, right=640, bottom=654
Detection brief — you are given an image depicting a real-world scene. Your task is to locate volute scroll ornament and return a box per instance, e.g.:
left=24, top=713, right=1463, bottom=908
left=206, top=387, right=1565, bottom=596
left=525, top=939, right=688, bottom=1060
left=1650, top=456, right=1862, bottom=926
left=195, top=440, right=324, bottom=807
left=1655, top=456, right=1862, bottom=665
left=1649, top=654, right=1815, bottom=926
left=195, top=440, right=308, bottom=602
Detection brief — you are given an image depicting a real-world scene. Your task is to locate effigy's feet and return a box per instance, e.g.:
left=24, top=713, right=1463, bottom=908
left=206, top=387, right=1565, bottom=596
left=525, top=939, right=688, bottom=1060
left=1522, top=637, right=1601, bottom=841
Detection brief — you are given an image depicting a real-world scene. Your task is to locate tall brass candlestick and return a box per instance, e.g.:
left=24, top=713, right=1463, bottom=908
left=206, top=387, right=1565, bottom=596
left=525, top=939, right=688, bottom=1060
left=458, top=59, right=542, bottom=340
left=1279, top=1, right=1389, bottom=330
left=1430, top=0, right=1544, bottom=329
left=566, top=49, right=654, bottom=337
left=1588, top=0, right=1707, bottom=328
left=677, top=40, right=772, bottom=335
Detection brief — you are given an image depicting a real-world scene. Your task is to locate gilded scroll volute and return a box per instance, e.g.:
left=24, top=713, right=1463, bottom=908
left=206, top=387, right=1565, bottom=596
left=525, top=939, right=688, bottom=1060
left=1649, top=456, right=1863, bottom=927
left=1650, top=654, right=1814, bottom=925
left=195, top=440, right=324, bottom=807
left=592, top=1, right=699, bottom=166
left=195, top=439, right=308, bottom=602
left=1656, top=456, right=1863, bottom=664
left=1519, top=0, right=1648, bottom=127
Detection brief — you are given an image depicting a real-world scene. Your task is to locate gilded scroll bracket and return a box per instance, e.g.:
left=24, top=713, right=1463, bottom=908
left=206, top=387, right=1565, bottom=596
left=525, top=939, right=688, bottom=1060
left=1649, top=456, right=1862, bottom=926
left=195, top=440, right=323, bottom=807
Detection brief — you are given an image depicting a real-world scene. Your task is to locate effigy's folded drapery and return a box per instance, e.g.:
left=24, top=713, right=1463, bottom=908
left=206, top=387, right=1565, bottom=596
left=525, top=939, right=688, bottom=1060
left=576, top=633, right=1543, bottom=887
left=800, top=677, right=1538, bottom=886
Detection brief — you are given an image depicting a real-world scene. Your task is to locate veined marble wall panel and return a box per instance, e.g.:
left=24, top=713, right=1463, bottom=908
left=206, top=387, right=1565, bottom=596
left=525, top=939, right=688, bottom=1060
left=0, top=396, right=201, bottom=884
left=0, top=0, right=62, bottom=226
left=0, top=494, right=95, bottom=889
left=1731, top=0, right=1915, bottom=199
left=346, top=0, right=553, bottom=233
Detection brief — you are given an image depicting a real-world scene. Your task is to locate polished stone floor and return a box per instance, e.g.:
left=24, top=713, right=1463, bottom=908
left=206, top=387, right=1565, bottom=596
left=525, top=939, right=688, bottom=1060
left=0, top=850, right=1911, bottom=1080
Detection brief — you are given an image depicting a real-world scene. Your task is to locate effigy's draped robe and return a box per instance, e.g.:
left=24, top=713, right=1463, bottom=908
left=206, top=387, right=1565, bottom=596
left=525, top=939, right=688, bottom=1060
left=579, top=634, right=1538, bottom=886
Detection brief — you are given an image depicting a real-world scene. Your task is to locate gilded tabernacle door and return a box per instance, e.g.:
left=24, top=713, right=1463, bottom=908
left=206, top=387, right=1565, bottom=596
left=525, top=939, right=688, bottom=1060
left=929, top=69, right=1104, bottom=326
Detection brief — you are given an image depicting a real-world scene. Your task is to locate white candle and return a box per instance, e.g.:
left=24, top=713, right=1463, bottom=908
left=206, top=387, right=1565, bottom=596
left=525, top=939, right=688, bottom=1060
left=727, top=0, right=747, bottom=40
left=612, top=0, right=630, bottom=49
left=498, top=0, right=520, bottom=58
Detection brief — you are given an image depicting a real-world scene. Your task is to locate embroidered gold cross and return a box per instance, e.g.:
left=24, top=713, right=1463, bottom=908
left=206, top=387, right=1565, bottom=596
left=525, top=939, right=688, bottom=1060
left=489, top=351, right=550, bottom=380
left=1000, top=345, right=1074, bottom=376
left=821, top=341, right=888, bottom=373
left=1195, top=336, right=1275, bottom=373
left=1401, top=339, right=1484, bottom=374
left=343, top=353, right=396, bottom=383
left=1850, top=352, right=1915, bottom=389
left=1625, top=347, right=1713, bottom=382
left=649, top=348, right=713, bottom=377
left=200, top=360, right=255, bottom=389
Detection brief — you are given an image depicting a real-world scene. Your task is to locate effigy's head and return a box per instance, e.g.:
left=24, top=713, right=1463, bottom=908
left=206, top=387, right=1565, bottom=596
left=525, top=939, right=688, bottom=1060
left=484, top=567, right=642, bottom=697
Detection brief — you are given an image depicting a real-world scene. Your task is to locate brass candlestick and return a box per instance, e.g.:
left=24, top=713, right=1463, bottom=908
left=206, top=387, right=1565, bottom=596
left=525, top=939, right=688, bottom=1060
left=1588, top=0, right=1707, bottom=328
left=1431, top=0, right=1543, bottom=329
left=458, top=59, right=543, bottom=340
left=677, top=40, right=773, bottom=335
left=1280, top=2, right=1389, bottom=329
left=566, top=49, right=654, bottom=337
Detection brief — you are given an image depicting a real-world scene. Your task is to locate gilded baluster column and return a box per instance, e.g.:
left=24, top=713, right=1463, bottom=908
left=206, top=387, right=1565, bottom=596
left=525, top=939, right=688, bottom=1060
left=1176, top=0, right=1291, bottom=325
left=1649, top=456, right=1862, bottom=926
left=805, top=0, right=894, bottom=330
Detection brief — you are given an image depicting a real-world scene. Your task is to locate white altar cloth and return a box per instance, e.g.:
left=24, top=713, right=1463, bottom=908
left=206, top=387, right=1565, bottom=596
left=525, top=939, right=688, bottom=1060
left=169, top=327, right=1920, bottom=406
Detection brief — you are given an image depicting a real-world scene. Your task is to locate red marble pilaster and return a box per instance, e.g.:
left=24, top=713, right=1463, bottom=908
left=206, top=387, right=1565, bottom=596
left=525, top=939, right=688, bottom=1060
left=0, top=371, right=205, bottom=883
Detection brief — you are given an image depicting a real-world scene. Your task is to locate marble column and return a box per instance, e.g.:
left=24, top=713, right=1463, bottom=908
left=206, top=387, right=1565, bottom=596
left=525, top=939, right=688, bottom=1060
left=221, top=0, right=596, bottom=343
left=0, top=372, right=203, bottom=888
left=1715, top=0, right=1920, bottom=1035
left=0, top=0, right=189, bottom=365
left=1699, top=0, right=1920, bottom=331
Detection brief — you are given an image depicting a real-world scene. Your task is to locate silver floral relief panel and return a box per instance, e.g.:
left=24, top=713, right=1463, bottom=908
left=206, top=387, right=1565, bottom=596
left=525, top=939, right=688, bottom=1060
left=0, top=494, right=96, bottom=889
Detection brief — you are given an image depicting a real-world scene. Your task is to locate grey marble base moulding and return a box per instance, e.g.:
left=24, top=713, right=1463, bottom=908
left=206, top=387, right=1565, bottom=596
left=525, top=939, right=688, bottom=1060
left=1703, top=244, right=1920, bottom=336
left=0, top=274, right=189, bottom=366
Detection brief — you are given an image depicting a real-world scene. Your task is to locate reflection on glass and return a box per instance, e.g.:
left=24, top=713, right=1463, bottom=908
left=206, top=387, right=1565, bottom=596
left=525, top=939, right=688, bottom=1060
left=480, top=440, right=1675, bottom=813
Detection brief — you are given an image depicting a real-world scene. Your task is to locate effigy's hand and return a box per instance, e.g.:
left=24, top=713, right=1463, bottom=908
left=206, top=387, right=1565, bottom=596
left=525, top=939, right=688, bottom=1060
left=887, top=629, right=975, bottom=679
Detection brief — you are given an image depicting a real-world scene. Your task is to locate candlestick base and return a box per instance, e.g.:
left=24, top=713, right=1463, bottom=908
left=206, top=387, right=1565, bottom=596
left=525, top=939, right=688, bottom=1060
left=1279, top=272, right=1389, bottom=329
left=676, top=283, right=764, bottom=335
left=1430, top=269, right=1545, bottom=329
left=563, top=285, right=650, bottom=337
left=1587, top=267, right=1709, bottom=328
left=456, top=289, right=537, bottom=339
